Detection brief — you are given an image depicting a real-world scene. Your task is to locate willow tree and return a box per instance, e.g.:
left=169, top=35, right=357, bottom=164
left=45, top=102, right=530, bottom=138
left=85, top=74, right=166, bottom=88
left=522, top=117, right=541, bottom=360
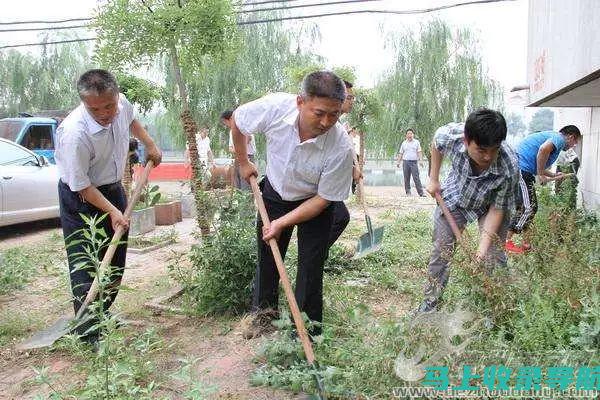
left=0, top=37, right=92, bottom=117
left=372, top=19, right=502, bottom=158
left=94, top=0, right=237, bottom=231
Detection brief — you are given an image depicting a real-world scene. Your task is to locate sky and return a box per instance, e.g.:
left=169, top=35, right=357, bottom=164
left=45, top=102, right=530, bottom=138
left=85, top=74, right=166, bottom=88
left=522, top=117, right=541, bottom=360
left=0, top=0, right=529, bottom=96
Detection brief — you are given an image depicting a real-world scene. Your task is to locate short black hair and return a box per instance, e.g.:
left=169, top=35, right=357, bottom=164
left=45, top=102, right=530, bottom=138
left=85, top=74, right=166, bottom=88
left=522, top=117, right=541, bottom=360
left=301, top=71, right=346, bottom=103
left=559, top=125, right=581, bottom=138
left=464, top=108, right=507, bottom=147
left=343, top=80, right=353, bottom=89
left=406, top=128, right=415, bottom=134
left=77, top=69, right=119, bottom=99
left=220, top=110, right=233, bottom=120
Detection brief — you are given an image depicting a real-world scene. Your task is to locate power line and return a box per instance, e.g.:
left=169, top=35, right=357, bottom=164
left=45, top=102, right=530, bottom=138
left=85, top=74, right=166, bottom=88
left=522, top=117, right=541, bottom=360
left=0, top=17, right=92, bottom=26
left=0, top=37, right=96, bottom=49
left=239, top=0, right=517, bottom=24
left=0, top=0, right=381, bottom=33
left=0, top=24, right=90, bottom=33
left=241, top=0, right=382, bottom=13
left=0, top=0, right=517, bottom=49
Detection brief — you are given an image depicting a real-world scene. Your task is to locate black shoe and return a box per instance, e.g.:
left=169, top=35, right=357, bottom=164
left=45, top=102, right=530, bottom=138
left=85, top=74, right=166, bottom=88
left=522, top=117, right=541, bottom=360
left=417, top=299, right=439, bottom=313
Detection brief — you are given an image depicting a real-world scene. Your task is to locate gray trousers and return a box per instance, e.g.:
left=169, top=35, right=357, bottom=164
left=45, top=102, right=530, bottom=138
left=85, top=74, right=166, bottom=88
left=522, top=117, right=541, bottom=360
left=403, top=160, right=423, bottom=196
left=233, top=154, right=255, bottom=191
left=423, top=206, right=510, bottom=303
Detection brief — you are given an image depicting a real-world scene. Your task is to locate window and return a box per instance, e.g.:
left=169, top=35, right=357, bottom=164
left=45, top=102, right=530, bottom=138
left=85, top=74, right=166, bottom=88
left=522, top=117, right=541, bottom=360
left=0, top=120, right=25, bottom=142
left=22, top=124, right=54, bottom=150
left=0, top=140, right=38, bottom=166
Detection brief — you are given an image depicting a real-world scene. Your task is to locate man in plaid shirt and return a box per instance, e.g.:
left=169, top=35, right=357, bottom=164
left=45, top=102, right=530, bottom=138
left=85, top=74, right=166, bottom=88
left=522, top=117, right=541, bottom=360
left=418, top=108, right=520, bottom=312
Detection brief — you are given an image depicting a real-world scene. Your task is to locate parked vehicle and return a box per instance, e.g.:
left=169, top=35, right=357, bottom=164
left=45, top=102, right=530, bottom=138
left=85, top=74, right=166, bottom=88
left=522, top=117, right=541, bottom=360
left=0, top=111, right=68, bottom=164
left=0, top=138, right=60, bottom=227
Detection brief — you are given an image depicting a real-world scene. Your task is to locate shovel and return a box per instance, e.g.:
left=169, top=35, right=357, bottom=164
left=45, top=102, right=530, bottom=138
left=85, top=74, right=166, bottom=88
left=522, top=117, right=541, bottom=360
left=249, top=176, right=327, bottom=400
left=353, top=179, right=384, bottom=259
left=16, top=161, right=155, bottom=351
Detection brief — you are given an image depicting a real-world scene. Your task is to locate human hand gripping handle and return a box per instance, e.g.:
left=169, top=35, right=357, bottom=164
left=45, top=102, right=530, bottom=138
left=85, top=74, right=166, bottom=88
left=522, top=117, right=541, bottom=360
left=75, top=161, right=155, bottom=320
left=249, top=176, right=317, bottom=363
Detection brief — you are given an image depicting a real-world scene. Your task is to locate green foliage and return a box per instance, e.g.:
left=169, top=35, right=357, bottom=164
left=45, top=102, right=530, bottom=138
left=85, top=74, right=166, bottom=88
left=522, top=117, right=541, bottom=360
left=506, top=112, right=527, bottom=136
left=254, top=196, right=599, bottom=397
left=117, top=74, right=162, bottom=114
left=0, top=36, right=93, bottom=117
left=138, top=184, right=161, bottom=209
left=171, top=190, right=256, bottom=315
left=371, top=20, right=502, bottom=157
left=94, top=0, right=238, bottom=74
left=347, top=87, right=382, bottom=134
left=0, top=237, right=64, bottom=295
left=528, top=108, right=554, bottom=133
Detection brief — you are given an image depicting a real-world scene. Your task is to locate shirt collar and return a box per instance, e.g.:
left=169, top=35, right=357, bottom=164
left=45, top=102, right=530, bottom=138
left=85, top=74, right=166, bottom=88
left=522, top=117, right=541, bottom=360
left=80, top=98, right=123, bottom=134
left=459, top=143, right=504, bottom=177
left=283, top=108, right=328, bottom=150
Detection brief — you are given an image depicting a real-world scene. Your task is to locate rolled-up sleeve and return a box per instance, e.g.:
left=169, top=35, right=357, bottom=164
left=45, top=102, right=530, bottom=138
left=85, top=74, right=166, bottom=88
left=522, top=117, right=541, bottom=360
left=317, top=148, right=354, bottom=202
left=233, top=93, right=284, bottom=136
left=434, top=123, right=464, bottom=154
left=59, top=139, right=92, bottom=192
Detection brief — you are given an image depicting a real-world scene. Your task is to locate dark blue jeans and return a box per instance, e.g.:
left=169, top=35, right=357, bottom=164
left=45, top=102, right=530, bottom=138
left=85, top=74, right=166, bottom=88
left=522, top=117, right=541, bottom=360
left=58, top=180, right=128, bottom=336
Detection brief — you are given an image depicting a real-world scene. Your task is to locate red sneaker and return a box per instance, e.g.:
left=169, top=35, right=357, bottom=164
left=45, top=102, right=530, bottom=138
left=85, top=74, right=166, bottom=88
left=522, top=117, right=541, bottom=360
left=505, top=240, right=524, bottom=254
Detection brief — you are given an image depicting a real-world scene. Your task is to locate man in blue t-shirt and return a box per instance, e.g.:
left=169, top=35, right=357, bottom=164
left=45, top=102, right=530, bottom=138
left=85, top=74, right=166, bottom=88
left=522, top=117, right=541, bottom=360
left=505, top=125, right=581, bottom=254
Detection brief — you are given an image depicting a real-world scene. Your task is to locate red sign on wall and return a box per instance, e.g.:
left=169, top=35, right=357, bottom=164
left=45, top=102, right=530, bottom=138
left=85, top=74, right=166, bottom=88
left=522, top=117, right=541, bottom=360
left=533, top=50, right=546, bottom=92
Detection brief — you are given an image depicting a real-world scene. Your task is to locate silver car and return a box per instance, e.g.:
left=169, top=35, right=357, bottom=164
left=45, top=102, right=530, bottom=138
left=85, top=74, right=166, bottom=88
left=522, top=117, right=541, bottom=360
left=0, top=138, right=59, bottom=227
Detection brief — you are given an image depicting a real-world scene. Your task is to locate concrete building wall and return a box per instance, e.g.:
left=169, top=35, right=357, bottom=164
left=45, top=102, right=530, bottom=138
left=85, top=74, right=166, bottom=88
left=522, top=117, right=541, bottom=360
left=581, top=107, right=600, bottom=208
left=528, top=0, right=600, bottom=209
left=527, top=0, right=600, bottom=103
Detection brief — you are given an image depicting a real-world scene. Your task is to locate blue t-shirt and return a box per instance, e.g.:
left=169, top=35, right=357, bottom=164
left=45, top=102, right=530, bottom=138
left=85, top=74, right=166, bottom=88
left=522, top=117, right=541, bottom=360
left=517, top=131, right=566, bottom=174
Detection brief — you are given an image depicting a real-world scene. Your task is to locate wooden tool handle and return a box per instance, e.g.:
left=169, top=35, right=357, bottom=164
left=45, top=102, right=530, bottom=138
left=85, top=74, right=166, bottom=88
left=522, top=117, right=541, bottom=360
left=249, top=175, right=317, bottom=364
left=434, top=192, right=462, bottom=240
left=75, top=161, right=154, bottom=319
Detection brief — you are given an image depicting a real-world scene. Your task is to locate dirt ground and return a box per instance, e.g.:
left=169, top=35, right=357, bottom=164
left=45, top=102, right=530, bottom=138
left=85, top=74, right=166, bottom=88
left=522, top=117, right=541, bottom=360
left=0, top=184, right=435, bottom=399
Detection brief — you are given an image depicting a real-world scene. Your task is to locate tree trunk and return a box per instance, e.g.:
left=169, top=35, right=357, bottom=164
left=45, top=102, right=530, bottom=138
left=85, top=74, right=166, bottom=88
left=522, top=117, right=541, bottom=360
left=358, top=131, right=366, bottom=199
left=122, top=151, right=132, bottom=200
left=170, top=46, right=211, bottom=235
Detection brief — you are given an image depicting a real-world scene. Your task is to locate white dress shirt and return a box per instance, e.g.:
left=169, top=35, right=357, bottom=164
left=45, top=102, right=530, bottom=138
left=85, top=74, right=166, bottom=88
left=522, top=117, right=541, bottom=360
left=55, top=93, right=134, bottom=192
left=234, top=92, right=353, bottom=202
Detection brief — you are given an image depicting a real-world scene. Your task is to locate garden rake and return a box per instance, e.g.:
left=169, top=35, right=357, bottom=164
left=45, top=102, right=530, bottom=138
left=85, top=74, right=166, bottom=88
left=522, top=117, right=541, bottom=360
left=16, top=161, right=155, bottom=351
left=353, top=178, right=384, bottom=259
left=249, top=176, right=327, bottom=400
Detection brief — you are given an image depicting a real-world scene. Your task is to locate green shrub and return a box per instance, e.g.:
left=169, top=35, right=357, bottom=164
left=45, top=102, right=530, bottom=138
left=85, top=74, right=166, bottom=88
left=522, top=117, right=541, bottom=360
left=172, top=190, right=257, bottom=315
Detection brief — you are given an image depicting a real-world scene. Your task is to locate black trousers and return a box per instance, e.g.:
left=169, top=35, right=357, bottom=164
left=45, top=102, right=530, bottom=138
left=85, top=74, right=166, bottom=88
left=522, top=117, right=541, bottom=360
left=328, top=202, right=350, bottom=248
left=510, top=171, right=537, bottom=234
left=58, top=180, right=128, bottom=336
left=254, top=178, right=334, bottom=332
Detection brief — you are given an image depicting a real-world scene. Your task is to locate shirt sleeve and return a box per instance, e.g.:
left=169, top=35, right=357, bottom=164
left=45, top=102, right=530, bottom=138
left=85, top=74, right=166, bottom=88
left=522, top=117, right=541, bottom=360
left=119, top=93, right=135, bottom=125
left=549, top=134, right=566, bottom=153
left=434, top=123, right=464, bottom=154
left=492, top=171, right=519, bottom=212
left=233, top=93, right=281, bottom=136
left=416, top=140, right=422, bottom=152
left=59, top=138, right=93, bottom=192
left=317, top=148, right=354, bottom=202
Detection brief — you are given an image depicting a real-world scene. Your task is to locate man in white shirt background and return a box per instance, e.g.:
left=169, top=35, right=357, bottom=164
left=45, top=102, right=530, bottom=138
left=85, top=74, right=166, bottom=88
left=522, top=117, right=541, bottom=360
left=231, top=71, right=353, bottom=338
left=397, top=128, right=425, bottom=197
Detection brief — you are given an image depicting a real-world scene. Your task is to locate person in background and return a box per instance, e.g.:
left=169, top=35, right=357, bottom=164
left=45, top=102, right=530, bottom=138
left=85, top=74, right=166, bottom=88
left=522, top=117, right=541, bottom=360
left=505, top=125, right=581, bottom=254
left=397, top=128, right=425, bottom=197
left=222, top=109, right=256, bottom=191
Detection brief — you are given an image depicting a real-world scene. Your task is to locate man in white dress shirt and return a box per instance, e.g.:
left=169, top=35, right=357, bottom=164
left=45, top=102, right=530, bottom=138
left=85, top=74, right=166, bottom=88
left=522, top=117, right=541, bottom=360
left=55, top=69, right=162, bottom=344
left=231, top=71, right=353, bottom=338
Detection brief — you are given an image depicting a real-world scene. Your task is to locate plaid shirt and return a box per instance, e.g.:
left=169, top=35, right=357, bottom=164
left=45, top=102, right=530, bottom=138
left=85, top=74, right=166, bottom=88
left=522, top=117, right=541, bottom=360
left=434, top=123, right=520, bottom=222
